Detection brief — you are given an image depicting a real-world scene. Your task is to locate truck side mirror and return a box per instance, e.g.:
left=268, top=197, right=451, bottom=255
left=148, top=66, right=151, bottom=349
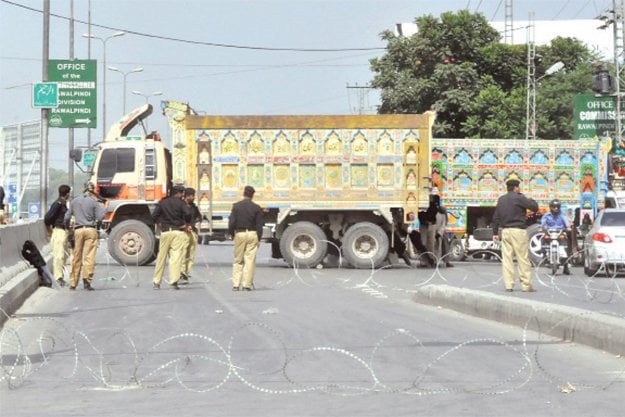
left=69, top=149, right=82, bottom=162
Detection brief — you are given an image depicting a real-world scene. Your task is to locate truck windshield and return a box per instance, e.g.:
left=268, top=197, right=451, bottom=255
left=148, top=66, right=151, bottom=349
left=97, top=148, right=136, bottom=182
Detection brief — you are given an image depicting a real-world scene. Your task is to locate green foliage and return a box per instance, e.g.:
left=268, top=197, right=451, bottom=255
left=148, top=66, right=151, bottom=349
left=370, top=11, right=600, bottom=139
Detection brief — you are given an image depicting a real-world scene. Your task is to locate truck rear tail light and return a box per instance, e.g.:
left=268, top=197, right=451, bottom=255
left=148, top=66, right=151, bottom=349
left=592, top=232, right=613, bottom=243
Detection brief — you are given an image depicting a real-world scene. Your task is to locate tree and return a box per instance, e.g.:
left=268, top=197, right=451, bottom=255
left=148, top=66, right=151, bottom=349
left=370, top=11, right=600, bottom=139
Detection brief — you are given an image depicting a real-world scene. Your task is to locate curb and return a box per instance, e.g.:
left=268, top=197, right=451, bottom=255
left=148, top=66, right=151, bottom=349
left=0, top=268, right=42, bottom=326
left=413, top=284, right=625, bottom=357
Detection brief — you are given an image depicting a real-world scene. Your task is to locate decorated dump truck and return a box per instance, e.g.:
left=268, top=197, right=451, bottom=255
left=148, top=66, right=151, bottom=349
left=86, top=102, right=435, bottom=268
left=431, top=138, right=613, bottom=263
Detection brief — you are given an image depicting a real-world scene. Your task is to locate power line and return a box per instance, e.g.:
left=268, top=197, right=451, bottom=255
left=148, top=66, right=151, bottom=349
left=0, top=0, right=384, bottom=53
left=552, top=0, right=571, bottom=20
left=491, top=0, right=504, bottom=21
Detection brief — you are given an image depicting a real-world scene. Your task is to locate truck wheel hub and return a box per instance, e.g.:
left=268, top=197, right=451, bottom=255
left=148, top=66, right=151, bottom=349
left=121, top=232, right=143, bottom=255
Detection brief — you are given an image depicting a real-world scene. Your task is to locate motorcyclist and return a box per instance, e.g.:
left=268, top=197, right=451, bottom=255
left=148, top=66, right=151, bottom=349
left=540, top=199, right=572, bottom=274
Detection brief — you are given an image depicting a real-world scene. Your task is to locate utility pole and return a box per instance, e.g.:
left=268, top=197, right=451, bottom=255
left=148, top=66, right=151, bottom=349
left=346, top=83, right=373, bottom=115
left=525, top=12, right=536, bottom=141
left=504, top=0, right=514, bottom=45
left=69, top=0, right=75, bottom=192
left=41, top=0, right=50, bottom=212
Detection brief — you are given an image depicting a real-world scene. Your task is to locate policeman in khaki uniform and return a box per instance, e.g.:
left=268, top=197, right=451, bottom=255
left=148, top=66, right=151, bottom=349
left=492, top=179, right=539, bottom=292
left=228, top=185, right=264, bottom=291
left=180, top=187, right=202, bottom=283
left=64, top=182, right=107, bottom=290
left=44, top=184, right=71, bottom=287
left=152, top=185, right=191, bottom=290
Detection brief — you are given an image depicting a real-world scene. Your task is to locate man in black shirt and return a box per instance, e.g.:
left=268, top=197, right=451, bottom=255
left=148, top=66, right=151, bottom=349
left=492, top=179, right=539, bottom=292
left=180, top=187, right=202, bottom=283
left=152, top=185, right=191, bottom=290
left=228, top=185, right=264, bottom=291
left=44, top=184, right=71, bottom=287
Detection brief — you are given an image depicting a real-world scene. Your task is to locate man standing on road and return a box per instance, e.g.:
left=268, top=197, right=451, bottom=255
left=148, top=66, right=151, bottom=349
left=44, top=184, right=71, bottom=287
left=492, top=179, right=539, bottom=292
left=152, top=185, right=191, bottom=290
left=180, top=187, right=202, bottom=284
left=228, top=185, right=264, bottom=291
left=64, top=182, right=107, bottom=291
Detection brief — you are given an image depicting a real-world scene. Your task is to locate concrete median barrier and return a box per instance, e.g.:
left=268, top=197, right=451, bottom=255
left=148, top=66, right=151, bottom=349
left=0, top=220, right=51, bottom=326
left=413, top=284, right=625, bottom=357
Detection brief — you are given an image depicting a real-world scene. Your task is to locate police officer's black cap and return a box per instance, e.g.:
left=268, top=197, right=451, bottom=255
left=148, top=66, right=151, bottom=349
left=184, top=187, right=195, bottom=196
left=506, top=179, right=520, bottom=187
left=172, top=185, right=186, bottom=193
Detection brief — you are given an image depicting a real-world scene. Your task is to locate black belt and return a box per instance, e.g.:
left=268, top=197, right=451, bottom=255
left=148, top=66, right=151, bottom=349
left=53, top=226, right=66, bottom=230
left=235, top=228, right=255, bottom=233
left=162, top=226, right=182, bottom=232
left=74, top=225, right=95, bottom=230
left=502, top=226, right=526, bottom=230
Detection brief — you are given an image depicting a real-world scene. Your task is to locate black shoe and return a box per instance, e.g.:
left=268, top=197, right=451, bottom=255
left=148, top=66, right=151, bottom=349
left=232, top=286, right=240, bottom=291
left=84, top=282, right=94, bottom=291
left=180, top=272, right=190, bottom=281
left=153, top=283, right=160, bottom=290
left=171, top=282, right=180, bottom=290
left=563, top=265, right=571, bottom=275
left=56, top=278, right=66, bottom=287
left=69, top=286, right=76, bottom=291
left=446, top=263, right=454, bottom=268
left=242, top=287, right=252, bottom=291
left=505, top=288, right=513, bottom=292
left=522, top=287, right=537, bottom=292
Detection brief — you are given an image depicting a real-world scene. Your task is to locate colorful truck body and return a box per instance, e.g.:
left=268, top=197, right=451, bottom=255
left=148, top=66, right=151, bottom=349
left=90, top=103, right=436, bottom=268
left=430, top=138, right=613, bottom=261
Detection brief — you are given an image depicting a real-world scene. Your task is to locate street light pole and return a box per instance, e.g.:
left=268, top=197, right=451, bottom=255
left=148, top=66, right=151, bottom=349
left=108, top=66, right=143, bottom=113
left=131, top=91, right=163, bottom=130
left=132, top=90, right=163, bottom=104
left=82, top=31, right=125, bottom=140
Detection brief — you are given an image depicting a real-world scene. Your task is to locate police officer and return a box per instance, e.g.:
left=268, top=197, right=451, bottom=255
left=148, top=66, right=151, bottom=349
left=180, top=187, right=202, bottom=283
left=64, top=182, right=107, bottom=291
left=152, top=185, right=191, bottom=290
left=228, top=185, right=264, bottom=291
left=492, top=179, right=539, bottom=292
left=44, top=184, right=71, bottom=287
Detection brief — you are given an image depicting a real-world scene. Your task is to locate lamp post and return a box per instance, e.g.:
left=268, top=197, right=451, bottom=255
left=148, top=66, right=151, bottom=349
left=132, top=90, right=163, bottom=105
left=132, top=91, right=163, bottom=130
left=82, top=31, right=125, bottom=139
left=108, top=66, right=143, bottom=114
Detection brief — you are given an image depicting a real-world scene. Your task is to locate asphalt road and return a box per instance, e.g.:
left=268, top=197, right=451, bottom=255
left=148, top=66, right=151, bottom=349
left=1, top=242, right=624, bottom=417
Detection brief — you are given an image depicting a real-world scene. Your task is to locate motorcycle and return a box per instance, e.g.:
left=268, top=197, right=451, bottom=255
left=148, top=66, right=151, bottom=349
left=543, top=228, right=569, bottom=275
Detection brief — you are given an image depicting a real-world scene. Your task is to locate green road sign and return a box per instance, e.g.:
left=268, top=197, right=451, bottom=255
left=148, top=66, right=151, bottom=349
left=83, top=151, right=97, bottom=167
left=32, top=82, right=59, bottom=108
left=48, top=59, right=97, bottom=128
left=573, top=94, right=624, bottom=139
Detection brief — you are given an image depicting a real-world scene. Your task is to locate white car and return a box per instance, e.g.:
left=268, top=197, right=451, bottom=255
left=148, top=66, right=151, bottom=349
left=583, top=208, right=625, bottom=276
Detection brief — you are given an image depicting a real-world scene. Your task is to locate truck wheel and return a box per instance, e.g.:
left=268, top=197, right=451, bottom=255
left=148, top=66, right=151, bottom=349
left=527, top=224, right=545, bottom=266
left=448, top=238, right=466, bottom=262
left=279, top=221, right=327, bottom=268
left=107, top=219, right=156, bottom=266
left=342, top=222, right=389, bottom=269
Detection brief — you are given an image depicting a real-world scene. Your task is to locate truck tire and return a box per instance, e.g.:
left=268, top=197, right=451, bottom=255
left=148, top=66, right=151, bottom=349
left=342, top=222, right=389, bottom=269
left=279, top=221, right=327, bottom=268
left=527, top=224, right=545, bottom=266
left=107, top=219, right=156, bottom=266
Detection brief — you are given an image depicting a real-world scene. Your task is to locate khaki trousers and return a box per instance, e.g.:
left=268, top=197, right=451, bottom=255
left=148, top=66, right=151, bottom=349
left=153, top=230, right=186, bottom=285
left=501, top=228, right=533, bottom=290
left=70, top=227, right=98, bottom=287
left=232, top=231, right=259, bottom=289
left=181, top=231, right=197, bottom=275
left=50, top=228, right=67, bottom=280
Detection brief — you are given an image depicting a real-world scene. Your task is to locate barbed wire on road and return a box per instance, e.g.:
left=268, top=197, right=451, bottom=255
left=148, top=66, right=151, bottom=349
left=1, top=244, right=624, bottom=396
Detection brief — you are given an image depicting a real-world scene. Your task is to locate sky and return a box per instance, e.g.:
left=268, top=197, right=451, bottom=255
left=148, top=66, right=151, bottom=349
left=0, top=0, right=617, bottom=170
